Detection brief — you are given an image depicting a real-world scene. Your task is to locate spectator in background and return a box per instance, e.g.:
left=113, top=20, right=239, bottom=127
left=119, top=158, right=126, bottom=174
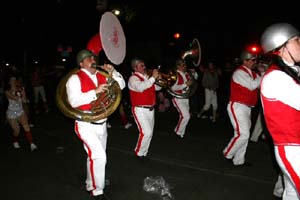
left=31, top=63, right=49, bottom=114
left=4, top=76, right=38, bottom=151
left=157, top=91, right=171, bottom=112
left=188, top=67, right=199, bottom=116
left=16, top=77, right=34, bottom=128
left=197, top=61, right=221, bottom=123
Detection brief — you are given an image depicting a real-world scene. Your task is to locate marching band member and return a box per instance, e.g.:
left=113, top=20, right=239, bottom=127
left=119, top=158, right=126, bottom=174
left=250, top=61, right=269, bottom=142
left=223, top=50, right=262, bottom=166
left=171, top=58, right=193, bottom=138
left=128, top=58, right=161, bottom=160
left=260, top=23, right=300, bottom=200
left=66, top=49, right=125, bottom=200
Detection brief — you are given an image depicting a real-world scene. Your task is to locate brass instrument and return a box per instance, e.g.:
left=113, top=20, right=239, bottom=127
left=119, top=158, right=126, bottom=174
left=160, top=38, right=201, bottom=98
left=181, top=38, right=201, bottom=68
left=147, top=67, right=178, bottom=88
left=56, top=12, right=125, bottom=122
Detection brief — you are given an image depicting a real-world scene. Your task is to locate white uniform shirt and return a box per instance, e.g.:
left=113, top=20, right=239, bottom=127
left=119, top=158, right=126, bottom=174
left=232, top=65, right=261, bottom=91
left=66, top=68, right=125, bottom=122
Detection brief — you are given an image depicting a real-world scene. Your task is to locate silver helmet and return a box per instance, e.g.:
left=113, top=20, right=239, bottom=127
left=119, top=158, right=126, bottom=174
left=240, top=50, right=256, bottom=61
left=261, top=23, right=299, bottom=53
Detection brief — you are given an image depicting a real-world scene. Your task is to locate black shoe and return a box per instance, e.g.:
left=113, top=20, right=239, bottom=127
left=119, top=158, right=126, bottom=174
left=136, top=155, right=149, bottom=163
left=234, top=162, right=252, bottom=167
left=93, top=194, right=107, bottom=200
left=223, top=156, right=233, bottom=164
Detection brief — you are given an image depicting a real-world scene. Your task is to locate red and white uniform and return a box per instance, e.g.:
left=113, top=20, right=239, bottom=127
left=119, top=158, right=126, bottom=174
left=128, top=72, right=161, bottom=157
left=223, top=65, right=261, bottom=165
left=66, top=68, right=125, bottom=196
left=171, top=70, right=191, bottom=138
left=261, top=65, right=300, bottom=199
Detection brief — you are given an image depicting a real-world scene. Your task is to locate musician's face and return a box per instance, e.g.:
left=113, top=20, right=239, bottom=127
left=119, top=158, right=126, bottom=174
left=81, top=56, right=97, bottom=74
left=135, top=62, right=146, bottom=74
left=243, top=58, right=256, bottom=70
left=178, top=63, right=186, bottom=72
left=285, top=36, right=300, bottom=63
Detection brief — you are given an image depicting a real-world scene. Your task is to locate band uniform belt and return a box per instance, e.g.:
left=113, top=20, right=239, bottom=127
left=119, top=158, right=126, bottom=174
left=136, top=106, right=155, bottom=111
left=77, top=120, right=107, bottom=125
left=90, top=121, right=107, bottom=125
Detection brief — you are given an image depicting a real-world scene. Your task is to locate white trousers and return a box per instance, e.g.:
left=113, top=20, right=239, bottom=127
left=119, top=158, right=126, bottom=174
left=132, top=107, right=155, bottom=157
left=275, top=146, right=300, bottom=200
left=223, top=102, right=251, bottom=165
left=202, top=88, right=218, bottom=111
left=172, top=98, right=190, bottom=137
left=273, top=173, right=284, bottom=198
left=250, top=112, right=264, bottom=142
left=75, top=121, right=108, bottom=196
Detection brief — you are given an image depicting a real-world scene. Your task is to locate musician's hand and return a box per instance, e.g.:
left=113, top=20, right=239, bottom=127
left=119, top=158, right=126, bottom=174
left=186, top=80, right=193, bottom=86
left=152, top=69, right=159, bottom=79
left=102, top=64, right=115, bottom=76
left=95, top=84, right=109, bottom=94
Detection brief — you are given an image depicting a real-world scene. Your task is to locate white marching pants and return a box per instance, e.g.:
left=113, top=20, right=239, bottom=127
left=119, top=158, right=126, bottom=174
left=223, top=102, right=251, bottom=165
left=132, top=106, right=155, bottom=157
left=275, top=146, right=300, bottom=200
left=250, top=112, right=264, bottom=142
left=75, top=121, right=108, bottom=196
left=172, top=98, right=190, bottom=137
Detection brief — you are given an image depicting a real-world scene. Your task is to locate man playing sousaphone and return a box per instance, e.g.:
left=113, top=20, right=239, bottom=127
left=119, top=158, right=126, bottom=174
left=66, top=49, right=125, bottom=200
left=171, top=58, right=193, bottom=138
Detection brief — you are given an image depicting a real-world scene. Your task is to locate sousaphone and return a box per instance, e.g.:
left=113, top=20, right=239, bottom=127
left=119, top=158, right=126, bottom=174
left=56, top=12, right=126, bottom=122
left=166, top=38, right=201, bottom=98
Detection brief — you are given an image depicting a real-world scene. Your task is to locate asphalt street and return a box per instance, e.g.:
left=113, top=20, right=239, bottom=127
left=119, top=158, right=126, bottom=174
left=0, top=104, right=280, bottom=200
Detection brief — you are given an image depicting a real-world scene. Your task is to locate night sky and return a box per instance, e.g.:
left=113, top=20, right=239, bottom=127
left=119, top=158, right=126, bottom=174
left=1, top=0, right=299, bottom=67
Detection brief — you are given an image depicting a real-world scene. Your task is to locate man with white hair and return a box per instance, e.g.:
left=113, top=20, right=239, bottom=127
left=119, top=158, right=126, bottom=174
left=128, top=58, right=161, bottom=161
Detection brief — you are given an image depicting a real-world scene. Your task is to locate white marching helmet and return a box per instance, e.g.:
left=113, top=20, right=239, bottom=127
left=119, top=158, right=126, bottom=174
left=261, top=23, right=299, bottom=53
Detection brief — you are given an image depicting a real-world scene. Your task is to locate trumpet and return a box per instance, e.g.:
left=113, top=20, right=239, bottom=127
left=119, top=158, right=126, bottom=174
left=146, top=67, right=177, bottom=88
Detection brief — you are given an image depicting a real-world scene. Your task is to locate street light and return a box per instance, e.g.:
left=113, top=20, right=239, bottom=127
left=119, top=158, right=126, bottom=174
left=112, top=9, right=120, bottom=16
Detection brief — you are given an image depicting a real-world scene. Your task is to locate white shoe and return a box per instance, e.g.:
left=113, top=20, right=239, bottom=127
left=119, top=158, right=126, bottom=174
left=124, top=122, right=132, bottom=129
left=107, top=122, right=112, bottom=128
left=29, top=124, right=34, bottom=128
left=30, top=143, right=38, bottom=152
left=13, top=142, right=20, bottom=149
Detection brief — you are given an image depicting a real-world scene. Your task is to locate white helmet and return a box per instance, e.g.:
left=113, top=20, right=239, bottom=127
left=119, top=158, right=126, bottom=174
left=261, top=23, right=299, bottom=53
